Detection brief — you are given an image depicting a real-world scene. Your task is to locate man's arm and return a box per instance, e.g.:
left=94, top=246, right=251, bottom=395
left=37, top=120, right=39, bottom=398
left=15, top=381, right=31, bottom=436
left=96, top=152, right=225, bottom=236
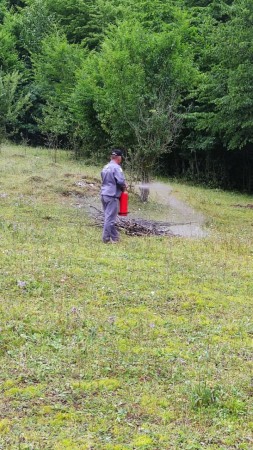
left=114, top=166, right=127, bottom=191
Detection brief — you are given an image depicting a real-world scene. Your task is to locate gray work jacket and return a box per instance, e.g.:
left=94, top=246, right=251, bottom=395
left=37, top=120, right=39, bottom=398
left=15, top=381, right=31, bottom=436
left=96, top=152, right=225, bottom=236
left=101, top=161, right=126, bottom=198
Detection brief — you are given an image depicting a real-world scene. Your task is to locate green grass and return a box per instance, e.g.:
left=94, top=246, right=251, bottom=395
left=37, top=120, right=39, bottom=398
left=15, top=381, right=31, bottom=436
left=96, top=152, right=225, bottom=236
left=0, top=143, right=252, bottom=449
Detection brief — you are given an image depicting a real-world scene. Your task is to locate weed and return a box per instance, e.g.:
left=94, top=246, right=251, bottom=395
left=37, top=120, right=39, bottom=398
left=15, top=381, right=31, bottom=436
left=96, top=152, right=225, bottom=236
left=189, top=382, right=222, bottom=409
left=0, top=419, right=11, bottom=435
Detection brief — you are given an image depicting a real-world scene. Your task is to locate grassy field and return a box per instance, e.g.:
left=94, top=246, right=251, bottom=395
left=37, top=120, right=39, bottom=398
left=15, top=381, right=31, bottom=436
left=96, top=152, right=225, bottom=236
left=0, top=144, right=252, bottom=450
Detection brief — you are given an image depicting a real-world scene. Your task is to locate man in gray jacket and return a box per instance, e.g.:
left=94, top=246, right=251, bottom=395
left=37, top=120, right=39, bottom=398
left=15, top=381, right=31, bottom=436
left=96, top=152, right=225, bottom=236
left=101, top=149, right=127, bottom=243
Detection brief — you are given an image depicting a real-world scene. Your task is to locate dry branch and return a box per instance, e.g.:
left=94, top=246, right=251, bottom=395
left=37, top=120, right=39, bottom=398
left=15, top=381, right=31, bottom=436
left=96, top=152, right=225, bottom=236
left=89, top=205, right=175, bottom=236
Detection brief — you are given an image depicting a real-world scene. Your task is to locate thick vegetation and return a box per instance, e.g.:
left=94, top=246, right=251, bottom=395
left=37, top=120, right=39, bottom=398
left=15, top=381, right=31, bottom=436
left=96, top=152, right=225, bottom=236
left=0, top=144, right=252, bottom=449
left=0, top=0, right=253, bottom=190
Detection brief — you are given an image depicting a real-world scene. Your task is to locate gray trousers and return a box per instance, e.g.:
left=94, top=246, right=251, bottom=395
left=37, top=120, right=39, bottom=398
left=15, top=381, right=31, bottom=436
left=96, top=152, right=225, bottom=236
left=101, top=195, right=119, bottom=242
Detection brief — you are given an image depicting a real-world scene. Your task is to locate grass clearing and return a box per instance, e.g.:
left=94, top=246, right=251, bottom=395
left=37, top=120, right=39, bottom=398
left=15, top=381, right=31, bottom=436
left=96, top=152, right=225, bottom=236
left=0, top=144, right=252, bottom=449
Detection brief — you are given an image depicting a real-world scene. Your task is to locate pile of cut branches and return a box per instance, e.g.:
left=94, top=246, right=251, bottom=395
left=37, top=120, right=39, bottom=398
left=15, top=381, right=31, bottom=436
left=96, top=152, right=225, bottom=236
left=89, top=205, right=174, bottom=236
left=117, top=218, right=173, bottom=236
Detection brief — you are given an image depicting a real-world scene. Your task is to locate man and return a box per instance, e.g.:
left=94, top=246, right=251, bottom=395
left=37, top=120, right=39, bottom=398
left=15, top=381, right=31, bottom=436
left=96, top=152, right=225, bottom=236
left=101, top=149, right=127, bottom=243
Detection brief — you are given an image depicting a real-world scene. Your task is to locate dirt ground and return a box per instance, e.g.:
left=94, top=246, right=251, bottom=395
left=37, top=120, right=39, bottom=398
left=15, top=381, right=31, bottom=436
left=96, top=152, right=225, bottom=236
left=138, top=182, right=208, bottom=238
left=68, top=178, right=208, bottom=238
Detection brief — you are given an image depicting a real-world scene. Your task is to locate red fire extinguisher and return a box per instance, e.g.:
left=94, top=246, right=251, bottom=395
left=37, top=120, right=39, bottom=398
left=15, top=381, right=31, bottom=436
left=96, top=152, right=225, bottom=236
left=119, top=191, right=128, bottom=216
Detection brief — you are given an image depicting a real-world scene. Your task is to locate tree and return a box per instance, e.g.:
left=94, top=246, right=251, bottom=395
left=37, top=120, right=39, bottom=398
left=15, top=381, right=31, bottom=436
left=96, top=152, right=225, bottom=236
left=189, top=0, right=253, bottom=151
left=0, top=22, right=23, bottom=72
left=32, top=32, right=84, bottom=146
left=15, top=0, right=56, bottom=57
left=0, top=1, right=8, bottom=24
left=125, top=93, right=183, bottom=195
left=0, top=71, right=30, bottom=144
left=84, top=17, right=197, bottom=189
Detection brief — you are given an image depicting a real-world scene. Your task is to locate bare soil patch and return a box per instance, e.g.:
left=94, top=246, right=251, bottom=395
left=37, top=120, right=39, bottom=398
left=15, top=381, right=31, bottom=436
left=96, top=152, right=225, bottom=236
left=61, top=176, right=208, bottom=238
left=232, top=203, right=253, bottom=209
left=29, top=176, right=46, bottom=183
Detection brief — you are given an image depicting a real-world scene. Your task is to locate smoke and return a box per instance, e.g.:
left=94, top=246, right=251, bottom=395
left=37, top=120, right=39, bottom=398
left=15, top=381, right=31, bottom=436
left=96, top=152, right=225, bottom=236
left=137, top=183, right=151, bottom=190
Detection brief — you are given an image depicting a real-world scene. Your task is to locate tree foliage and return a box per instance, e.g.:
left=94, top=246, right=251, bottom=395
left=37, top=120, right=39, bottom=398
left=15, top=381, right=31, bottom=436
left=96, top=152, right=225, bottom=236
left=77, top=16, right=197, bottom=180
left=0, top=0, right=252, bottom=191
left=33, top=31, right=85, bottom=145
left=0, top=70, right=30, bottom=143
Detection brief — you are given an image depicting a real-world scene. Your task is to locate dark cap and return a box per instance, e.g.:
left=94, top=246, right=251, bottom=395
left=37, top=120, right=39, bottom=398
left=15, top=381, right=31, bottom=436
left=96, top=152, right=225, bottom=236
left=111, top=149, right=123, bottom=157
